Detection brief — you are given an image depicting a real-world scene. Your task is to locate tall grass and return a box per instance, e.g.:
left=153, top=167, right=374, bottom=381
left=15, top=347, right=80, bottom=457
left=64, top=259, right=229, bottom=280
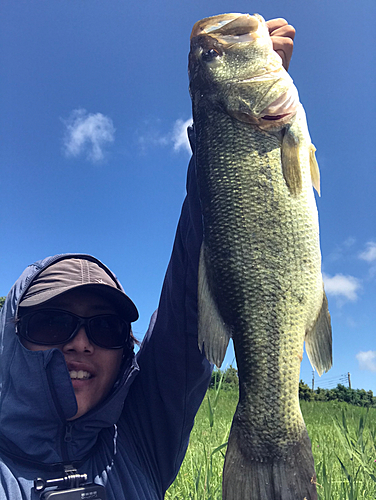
left=166, top=385, right=376, bottom=499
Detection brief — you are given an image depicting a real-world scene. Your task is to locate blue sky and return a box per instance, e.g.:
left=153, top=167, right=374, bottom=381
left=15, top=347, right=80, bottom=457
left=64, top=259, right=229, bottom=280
left=1, top=0, right=375, bottom=393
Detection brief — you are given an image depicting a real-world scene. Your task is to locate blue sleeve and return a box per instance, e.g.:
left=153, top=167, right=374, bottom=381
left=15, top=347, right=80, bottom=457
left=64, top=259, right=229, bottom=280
left=121, top=151, right=213, bottom=494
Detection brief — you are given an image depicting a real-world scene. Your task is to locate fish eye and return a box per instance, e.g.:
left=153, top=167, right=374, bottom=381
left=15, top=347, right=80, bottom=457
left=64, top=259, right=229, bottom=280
left=202, top=48, right=220, bottom=62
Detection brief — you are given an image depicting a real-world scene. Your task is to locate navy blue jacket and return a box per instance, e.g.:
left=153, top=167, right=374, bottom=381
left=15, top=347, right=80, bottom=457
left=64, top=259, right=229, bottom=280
left=0, top=154, right=212, bottom=499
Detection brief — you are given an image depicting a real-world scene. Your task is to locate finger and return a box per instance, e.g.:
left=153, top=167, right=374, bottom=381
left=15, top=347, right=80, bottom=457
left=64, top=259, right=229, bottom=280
left=266, top=19, right=296, bottom=70
left=271, top=36, right=294, bottom=70
left=269, top=24, right=296, bottom=41
left=266, top=18, right=288, bottom=35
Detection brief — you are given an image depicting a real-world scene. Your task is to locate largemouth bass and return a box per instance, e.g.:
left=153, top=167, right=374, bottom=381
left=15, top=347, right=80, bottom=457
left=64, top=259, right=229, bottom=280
left=189, top=13, right=332, bottom=500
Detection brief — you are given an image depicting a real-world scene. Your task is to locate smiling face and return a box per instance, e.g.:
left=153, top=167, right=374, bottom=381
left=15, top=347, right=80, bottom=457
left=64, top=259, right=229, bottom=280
left=21, top=288, right=124, bottom=420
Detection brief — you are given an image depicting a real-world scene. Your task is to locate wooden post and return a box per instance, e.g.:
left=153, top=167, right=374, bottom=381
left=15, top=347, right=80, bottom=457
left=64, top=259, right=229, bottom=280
left=348, top=372, right=351, bottom=389
left=312, top=370, right=315, bottom=392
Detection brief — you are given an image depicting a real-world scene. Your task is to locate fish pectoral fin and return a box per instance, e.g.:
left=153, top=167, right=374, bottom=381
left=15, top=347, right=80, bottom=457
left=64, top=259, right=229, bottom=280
left=281, top=126, right=302, bottom=196
left=309, top=144, right=321, bottom=196
left=305, top=290, right=332, bottom=376
left=198, top=244, right=231, bottom=368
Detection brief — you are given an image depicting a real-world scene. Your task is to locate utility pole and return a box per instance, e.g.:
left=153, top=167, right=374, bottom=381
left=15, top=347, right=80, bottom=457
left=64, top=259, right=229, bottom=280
left=348, top=372, right=351, bottom=389
left=312, top=370, right=315, bottom=392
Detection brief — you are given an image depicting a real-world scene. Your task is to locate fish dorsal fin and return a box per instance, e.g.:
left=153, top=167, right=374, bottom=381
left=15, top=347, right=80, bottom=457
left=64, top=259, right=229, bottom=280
left=309, top=144, right=321, bottom=196
left=198, top=243, right=231, bottom=368
left=305, top=289, right=332, bottom=376
left=281, top=127, right=302, bottom=196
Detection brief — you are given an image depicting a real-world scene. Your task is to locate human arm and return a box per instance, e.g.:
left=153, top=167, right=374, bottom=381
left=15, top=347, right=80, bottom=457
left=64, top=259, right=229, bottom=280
left=120, top=140, right=212, bottom=495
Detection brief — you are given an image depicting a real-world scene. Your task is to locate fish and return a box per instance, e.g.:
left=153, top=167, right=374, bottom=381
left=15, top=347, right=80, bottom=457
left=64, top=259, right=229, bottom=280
left=188, top=13, right=332, bottom=500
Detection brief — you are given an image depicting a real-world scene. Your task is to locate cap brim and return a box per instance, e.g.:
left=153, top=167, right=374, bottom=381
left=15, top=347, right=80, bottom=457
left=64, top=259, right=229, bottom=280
left=19, top=283, right=139, bottom=322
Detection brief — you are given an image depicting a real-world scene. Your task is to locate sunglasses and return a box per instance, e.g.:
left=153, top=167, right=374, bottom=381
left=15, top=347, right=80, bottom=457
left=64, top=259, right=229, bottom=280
left=17, top=309, right=131, bottom=349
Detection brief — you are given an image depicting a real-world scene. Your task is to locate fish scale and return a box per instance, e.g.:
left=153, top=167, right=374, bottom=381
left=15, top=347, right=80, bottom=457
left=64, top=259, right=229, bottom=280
left=197, top=106, right=310, bottom=422
left=189, top=12, right=332, bottom=500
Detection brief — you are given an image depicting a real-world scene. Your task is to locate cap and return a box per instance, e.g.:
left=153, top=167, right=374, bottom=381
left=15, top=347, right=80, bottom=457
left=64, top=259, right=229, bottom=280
left=19, top=257, right=139, bottom=322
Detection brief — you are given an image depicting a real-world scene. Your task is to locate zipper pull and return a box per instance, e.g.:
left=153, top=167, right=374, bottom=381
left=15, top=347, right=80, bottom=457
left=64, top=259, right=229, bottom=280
left=64, top=424, right=73, bottom=443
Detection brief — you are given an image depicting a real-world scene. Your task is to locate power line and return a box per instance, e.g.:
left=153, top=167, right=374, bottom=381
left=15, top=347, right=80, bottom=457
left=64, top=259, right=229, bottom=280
left=311, top=373, right=350, bottom=390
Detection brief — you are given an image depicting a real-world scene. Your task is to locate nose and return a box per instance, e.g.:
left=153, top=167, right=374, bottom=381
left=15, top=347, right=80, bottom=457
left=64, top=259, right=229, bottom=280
left=62, top=326, right=94, bottom=354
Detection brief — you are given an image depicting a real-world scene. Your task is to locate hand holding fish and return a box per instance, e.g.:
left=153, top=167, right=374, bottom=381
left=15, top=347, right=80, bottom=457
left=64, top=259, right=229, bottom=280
left=267, top=18, right=296, bottom=70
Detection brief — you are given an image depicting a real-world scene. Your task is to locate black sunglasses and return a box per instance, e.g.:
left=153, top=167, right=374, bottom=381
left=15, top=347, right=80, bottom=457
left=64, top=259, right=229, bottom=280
left=17, top=309, right=131, bottom=349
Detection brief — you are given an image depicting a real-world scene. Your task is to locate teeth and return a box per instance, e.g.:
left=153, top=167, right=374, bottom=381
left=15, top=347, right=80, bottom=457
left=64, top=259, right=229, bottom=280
left=69, top=370, right=91, bottom=380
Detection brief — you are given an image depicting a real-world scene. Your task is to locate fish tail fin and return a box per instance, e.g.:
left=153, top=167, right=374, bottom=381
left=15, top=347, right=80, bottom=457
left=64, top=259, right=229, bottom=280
left=223, top=420, right=318, bottom=500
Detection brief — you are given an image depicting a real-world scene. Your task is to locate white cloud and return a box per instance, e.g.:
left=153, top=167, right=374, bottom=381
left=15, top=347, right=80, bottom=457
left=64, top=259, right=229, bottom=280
left=137, top=125, right=168, bottom=151
left=62, top=109, right=115, bottom=162
left=359, top=242, right=376, bottom=263
left=356, top=351, right=376, bottom=372
left=323, top=273, right=361, bottom=302
left=359, top=241, right=376, bottom=278
left=137, top=117, right=193, bottom=155
left=172, top=118, right=193, bottom=154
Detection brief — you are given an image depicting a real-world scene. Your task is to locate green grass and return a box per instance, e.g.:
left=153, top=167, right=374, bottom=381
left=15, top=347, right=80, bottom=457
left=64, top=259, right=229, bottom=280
left=166, top=387, right=376, bottom=499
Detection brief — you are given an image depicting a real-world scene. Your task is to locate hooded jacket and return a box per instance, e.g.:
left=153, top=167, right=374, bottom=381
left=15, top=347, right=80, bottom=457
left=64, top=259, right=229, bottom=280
left=0, top=153, right=212, bottom=499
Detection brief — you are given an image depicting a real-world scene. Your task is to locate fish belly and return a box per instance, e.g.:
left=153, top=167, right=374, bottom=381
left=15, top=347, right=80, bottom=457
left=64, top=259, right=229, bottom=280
left=195, top=107, right=321, bottom=500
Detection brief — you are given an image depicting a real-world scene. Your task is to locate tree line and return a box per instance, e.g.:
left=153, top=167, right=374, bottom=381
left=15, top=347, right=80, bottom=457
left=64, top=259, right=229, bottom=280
left=210, top=367, right=376, bottom=408
left=299, top=380, right=376, bottom=407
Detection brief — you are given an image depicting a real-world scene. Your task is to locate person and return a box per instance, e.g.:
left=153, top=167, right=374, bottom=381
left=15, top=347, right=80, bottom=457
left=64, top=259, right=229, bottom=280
left=0, top=18, right=295, bottom=500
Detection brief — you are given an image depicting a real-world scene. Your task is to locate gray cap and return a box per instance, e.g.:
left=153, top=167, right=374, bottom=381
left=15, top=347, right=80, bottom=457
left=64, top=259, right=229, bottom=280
left=19, top=257, right=139, bottom=322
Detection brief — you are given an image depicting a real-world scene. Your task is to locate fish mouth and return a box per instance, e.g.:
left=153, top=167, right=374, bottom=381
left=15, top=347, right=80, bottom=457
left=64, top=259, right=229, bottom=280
left=261, top=114, right=291, bottom=121
left=190, top=13, right=261, bottom=41
left=228, top=85, right=300, bottom=128
left=258, top=85, right=300, bottom=125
